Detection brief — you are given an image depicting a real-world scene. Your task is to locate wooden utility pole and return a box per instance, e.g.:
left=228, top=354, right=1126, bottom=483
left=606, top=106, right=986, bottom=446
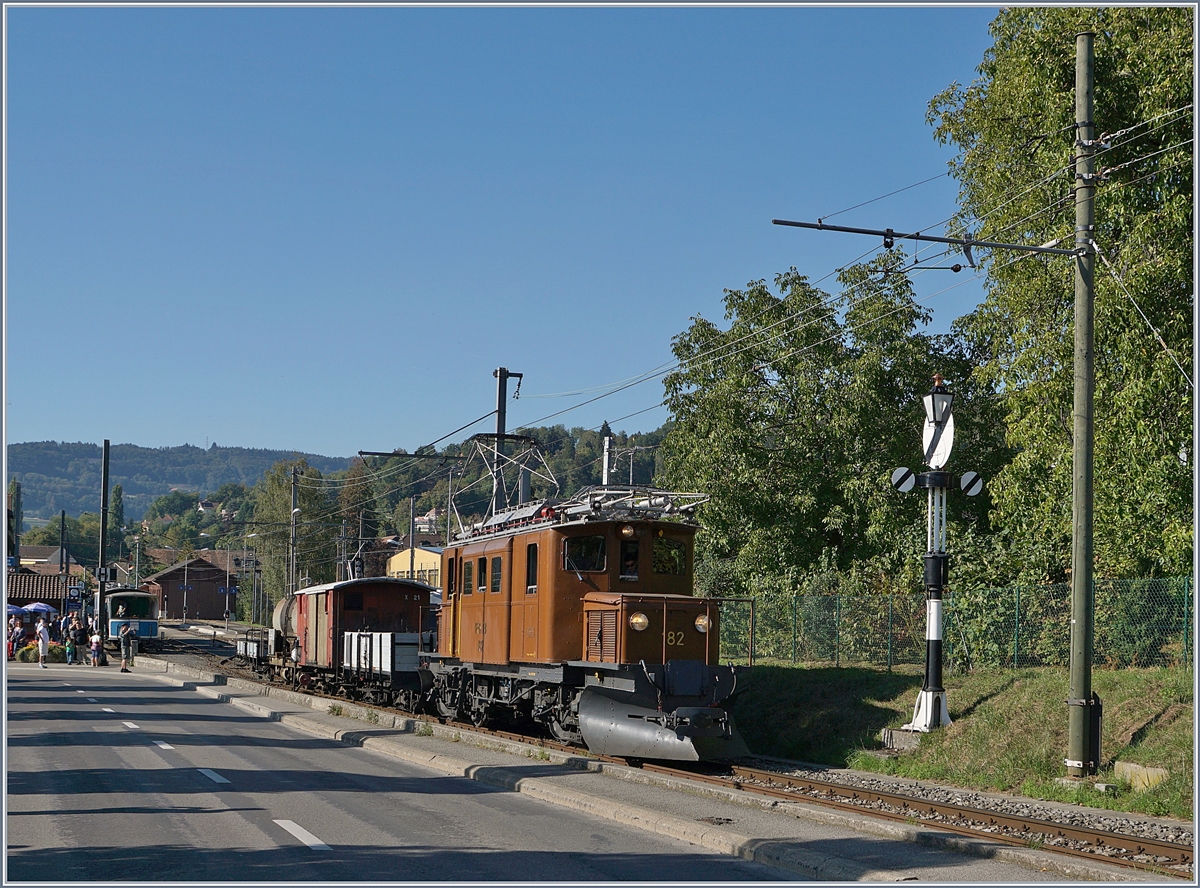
left=1067, top=31, right=1099, bottom=779
left=289, top=467, right=299, bottom=596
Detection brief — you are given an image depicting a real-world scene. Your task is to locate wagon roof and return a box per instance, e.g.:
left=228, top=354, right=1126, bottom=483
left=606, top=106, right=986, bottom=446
left=293, top=576, right=438, bottom=596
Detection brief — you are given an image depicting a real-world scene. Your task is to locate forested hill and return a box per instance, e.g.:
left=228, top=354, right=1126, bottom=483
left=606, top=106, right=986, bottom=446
left=7, top=441, right=353, bottom=523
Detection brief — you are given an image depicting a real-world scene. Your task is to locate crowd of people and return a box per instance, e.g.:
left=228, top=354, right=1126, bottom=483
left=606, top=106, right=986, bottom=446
left=6, top=613, right=126, bottom=669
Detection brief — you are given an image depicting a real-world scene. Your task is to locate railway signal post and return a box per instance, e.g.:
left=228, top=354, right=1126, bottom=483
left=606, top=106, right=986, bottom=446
left=891, top=375, right=983, bottom=733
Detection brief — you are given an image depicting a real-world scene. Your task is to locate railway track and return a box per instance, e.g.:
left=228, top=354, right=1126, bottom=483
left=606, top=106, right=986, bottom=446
left=640, top=761, right=1193, bottom=877
left=162, top=632, right=1194, bottom=878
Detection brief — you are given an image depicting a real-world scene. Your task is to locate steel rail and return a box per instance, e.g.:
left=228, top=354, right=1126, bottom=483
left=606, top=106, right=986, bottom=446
left=639, top=762, right=1192, bottom=875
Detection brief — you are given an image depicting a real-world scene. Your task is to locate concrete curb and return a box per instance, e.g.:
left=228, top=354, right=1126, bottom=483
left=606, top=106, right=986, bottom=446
left=139, top=656, right=1161, bottom=882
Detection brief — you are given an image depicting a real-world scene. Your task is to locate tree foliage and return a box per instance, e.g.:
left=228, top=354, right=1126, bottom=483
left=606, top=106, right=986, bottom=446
left=658, top=262, right=1010, bottom=598
left=928, top=7, right=1193, bottom=580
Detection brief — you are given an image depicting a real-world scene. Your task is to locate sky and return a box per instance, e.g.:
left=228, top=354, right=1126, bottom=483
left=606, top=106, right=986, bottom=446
left=5, top=5, right=1002, bottom=459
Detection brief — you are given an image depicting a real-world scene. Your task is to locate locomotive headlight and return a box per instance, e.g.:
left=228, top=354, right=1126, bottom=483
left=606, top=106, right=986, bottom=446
left=629, top=612, right=650, bottom=632
left=621, top=524, right=635, bottom=538
left=694, top=614, right=711, bottom=634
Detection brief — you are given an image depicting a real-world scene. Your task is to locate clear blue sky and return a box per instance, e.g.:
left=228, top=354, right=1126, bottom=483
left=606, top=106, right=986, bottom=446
left=6, top=6, right=1000, bottom=458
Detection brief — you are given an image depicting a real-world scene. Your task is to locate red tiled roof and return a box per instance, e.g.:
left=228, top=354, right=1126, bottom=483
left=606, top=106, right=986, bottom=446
left=5, top=572, right=75, bottom=602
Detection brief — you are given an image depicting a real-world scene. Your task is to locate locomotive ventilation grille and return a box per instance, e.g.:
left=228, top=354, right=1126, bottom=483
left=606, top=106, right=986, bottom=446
left=587, top=610, right=618, bottom=662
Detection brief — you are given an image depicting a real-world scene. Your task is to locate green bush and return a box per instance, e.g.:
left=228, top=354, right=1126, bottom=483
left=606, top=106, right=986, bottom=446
left=16, top=643, right=65, bottom=663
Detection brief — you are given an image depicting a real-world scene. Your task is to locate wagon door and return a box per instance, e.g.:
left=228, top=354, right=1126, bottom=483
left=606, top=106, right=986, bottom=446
left=316, top=590, right=330, bottom=665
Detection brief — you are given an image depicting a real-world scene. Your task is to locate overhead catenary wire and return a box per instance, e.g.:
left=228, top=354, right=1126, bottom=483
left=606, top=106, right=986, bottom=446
left=251, top=103, right=1194, bottom=529
left=1091, top=239, right=1193, bottom=390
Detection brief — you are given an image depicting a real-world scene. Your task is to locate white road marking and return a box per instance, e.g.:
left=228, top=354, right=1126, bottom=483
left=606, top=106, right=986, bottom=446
left=76, top=690, right=85, bottom=694
left=274, top=820, right=331, bottom=851
left=63, top=683, right=72, bottom=686
left=86, top=698, right=98, bottom=702
left=102, top=708, right=115, bottom=713
left=153, top=740, right=174, bottom=750
left=122, top=722, right=139, bottom=729
left=198, top=769, right=230, bottom=784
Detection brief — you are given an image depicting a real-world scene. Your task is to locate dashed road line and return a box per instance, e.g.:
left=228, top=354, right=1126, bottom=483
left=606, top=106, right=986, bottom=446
left=102, top=708, right=115, bottom=713
left=153, top=740, right=175, bottom=750
left=75, top=690, right=85, bottom=694
left=198, top=769, right=230, bottom=784
left=274, top=820, right=332, bottom=851
left=122, top=721, right=140, bottom=729
left=86, top=697, right=98, bottom=702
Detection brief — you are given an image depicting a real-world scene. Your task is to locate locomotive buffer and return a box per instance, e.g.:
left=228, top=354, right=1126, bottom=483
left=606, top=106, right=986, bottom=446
left=890, top=375, right=983, bottom=733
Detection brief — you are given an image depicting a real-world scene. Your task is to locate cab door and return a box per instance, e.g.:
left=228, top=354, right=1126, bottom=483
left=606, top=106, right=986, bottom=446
left=522, top=539, right=539, bottom=660
left=481, top=538, right=513, bottom=664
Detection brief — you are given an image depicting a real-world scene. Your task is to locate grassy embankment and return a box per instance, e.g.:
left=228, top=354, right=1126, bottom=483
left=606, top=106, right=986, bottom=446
left=731, top=662, right=1193, bottom=821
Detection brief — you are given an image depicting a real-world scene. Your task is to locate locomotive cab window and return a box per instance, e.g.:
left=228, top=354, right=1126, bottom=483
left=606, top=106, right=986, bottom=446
left=462, top=560, right=473, bottom=594
left=526, top=544, right=538, bottom=595
left=490, top=556, right=502, bottom=593
left=343, top=590, right=364, bottom=611
left=478, top=557, right=488, bottom=593
left=447, top=556, right=456, bottom=595
left=564, top=535, right=606, bottom=573
left=619, top=540, right=639, bottom=580
left=652, top=537, right=686, bottom=575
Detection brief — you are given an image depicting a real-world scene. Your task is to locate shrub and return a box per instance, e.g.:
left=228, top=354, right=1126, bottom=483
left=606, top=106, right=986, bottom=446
left=16, top=643, right=65, bottom=663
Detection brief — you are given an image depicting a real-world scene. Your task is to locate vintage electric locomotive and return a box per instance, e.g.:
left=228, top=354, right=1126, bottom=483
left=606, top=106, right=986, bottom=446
left=427, top=486, right=747, bottom=761
left=242, top=485, right=746, bottom=762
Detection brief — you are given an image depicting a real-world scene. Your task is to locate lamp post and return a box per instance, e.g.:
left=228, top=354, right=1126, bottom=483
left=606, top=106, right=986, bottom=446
left=891, top=374, right=984, bottom=734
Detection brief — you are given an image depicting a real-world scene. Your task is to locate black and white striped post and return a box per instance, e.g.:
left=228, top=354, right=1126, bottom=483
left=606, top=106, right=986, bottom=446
left=891, top=375, right=983, bottom=733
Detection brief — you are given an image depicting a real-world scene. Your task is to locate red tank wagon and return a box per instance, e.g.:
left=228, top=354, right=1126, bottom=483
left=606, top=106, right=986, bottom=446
left=267, top=577, right=435, bottom=697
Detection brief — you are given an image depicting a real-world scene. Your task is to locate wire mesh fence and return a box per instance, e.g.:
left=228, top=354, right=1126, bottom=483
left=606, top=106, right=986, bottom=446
left=716, top=577, right=1193, bottom=672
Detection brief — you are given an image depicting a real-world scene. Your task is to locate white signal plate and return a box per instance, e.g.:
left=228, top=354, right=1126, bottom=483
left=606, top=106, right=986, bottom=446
left=890, top=467, right=915, bottom=493
left=922, top=413, right=954, bottom=469
left=960, top=470, right=983, bottom=496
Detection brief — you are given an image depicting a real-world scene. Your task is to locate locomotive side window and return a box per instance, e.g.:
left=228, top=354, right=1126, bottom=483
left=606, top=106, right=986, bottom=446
left=652, top=538, right=686, bottom=575
left=477, top=558, right=488, bottom=594
left=564, top=535, right=606, bottom=572
left=490, top=556, right=503, bottom=593
left=447, top=556, right=456, bottom=594
left=525, top=544, right=538, bottom=595
left=343, top=590, right=364, bottom=611
left=619, top=540, right=639, bottom=580
left=462, top=560, right=473, bottom=594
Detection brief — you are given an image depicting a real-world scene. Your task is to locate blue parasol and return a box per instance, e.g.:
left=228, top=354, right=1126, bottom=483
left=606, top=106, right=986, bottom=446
left=22, top=602, right=59, bottom=614
left=7, top=604, right=24, bottom=616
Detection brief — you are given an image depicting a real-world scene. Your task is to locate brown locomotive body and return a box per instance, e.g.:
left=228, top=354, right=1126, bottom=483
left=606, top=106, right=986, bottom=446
left=427, top=488, right=746, bottom=760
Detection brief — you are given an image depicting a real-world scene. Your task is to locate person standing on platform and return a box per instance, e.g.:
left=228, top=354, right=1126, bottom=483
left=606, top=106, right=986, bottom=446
left=35, top=618, right=50, bottom=668
left=118, top=623, right=134, bottom=673
left=89, top=628, right=102, bottom=667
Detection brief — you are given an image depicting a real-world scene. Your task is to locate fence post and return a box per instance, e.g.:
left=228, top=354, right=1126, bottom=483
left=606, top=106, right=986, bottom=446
left=835, top=594, right=840, bottom=667
left=887, top=593, right=893, bottom=673
left=1013, top=585, right=1021, bottom=668
left=791, top=594, right=797, bottom=664
left=945, top=588, right=953, bottom=672
left=1184, top=577, right=1191, bottom=670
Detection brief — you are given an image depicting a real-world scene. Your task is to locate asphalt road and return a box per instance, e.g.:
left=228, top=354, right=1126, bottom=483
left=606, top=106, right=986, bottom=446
left=7, top=664, right=791, bottom=882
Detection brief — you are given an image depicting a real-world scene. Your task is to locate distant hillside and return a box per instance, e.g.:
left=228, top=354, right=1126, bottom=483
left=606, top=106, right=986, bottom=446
left=7, top=441, right=353, bottom=523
